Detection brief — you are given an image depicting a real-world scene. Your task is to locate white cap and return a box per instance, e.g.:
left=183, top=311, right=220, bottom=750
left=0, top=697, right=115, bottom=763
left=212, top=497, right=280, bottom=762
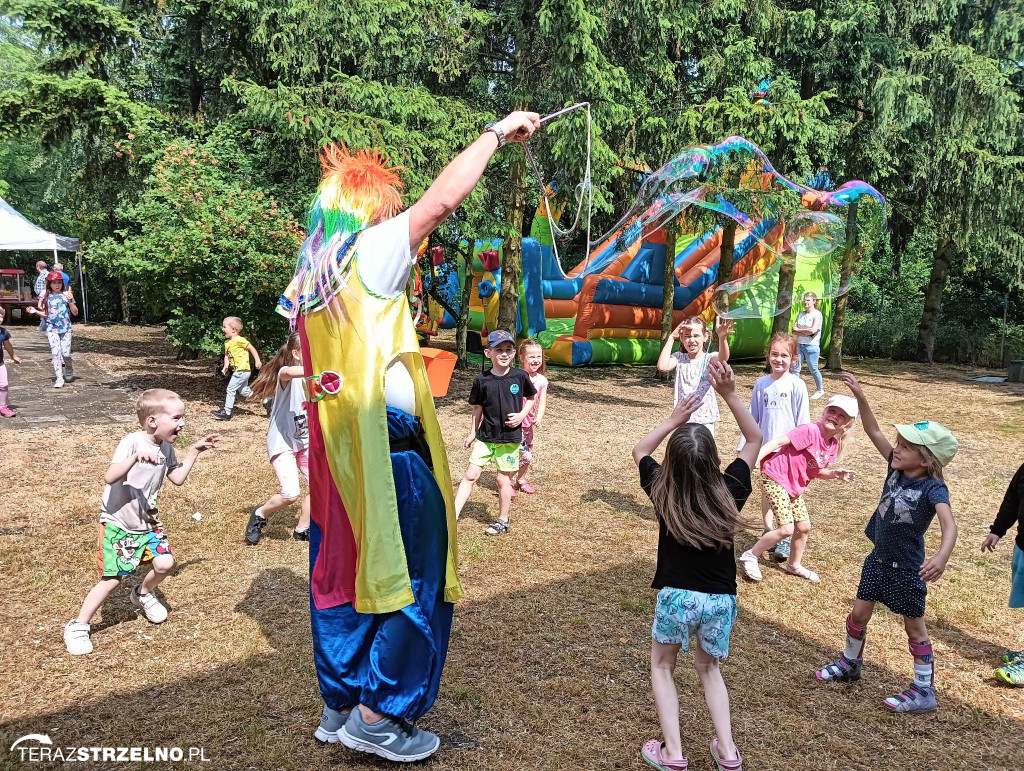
left=825, top=394, right=859, bottom=419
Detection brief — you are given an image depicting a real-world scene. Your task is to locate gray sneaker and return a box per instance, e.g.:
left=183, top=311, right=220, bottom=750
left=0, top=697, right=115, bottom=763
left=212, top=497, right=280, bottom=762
left=883, top=682, right=936, bottom=713
left=339, top=707, right=440, bottom=762
left=314, top=705, right=350, bottom=743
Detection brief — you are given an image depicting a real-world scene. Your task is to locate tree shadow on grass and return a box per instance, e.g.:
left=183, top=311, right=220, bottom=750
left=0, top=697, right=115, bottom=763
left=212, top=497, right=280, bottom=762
left=3, top=563, right=1023, bottom=770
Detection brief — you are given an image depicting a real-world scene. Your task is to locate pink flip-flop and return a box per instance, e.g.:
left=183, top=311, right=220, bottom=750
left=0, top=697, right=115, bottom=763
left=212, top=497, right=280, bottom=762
left=641, top=739, right=688, bottom=770
left=518, top=481, right=537, bottom=494
left=709, top=738, right=743, bottom=771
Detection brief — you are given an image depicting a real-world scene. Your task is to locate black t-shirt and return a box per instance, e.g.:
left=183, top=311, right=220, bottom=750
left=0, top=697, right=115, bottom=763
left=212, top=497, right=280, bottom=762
left=991, top=462, right=1024, bottom=551
left=468, top=368, right=538, bottom=444
left=640, top=455, right=752, bottom=596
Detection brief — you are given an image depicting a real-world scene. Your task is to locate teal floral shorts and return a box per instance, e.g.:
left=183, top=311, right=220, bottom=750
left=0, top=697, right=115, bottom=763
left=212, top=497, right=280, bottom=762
left=652, top=587, right=738, bottom=659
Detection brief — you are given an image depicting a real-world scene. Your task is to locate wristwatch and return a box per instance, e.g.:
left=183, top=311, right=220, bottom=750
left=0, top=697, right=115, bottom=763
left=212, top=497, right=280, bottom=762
left=484, top=122, right=507, bottom=148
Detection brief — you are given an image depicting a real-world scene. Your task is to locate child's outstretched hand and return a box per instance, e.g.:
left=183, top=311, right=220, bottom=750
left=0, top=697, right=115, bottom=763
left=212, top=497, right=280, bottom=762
left=191, top=434, right=219, bottom=453
left=706, top=359, right=735, bottom=395
left=10, top=355, right=20, bottom=364
left=671, top=391, right=703, bottom=424
left=840, top=372, right=863, bottom=397
left=981, top=533, right=1001, bottom=552
left=716, top=318, right=736, bottom=339
left=463, top=432, right=476, bottom=450
left=137, top=449, right=161, bottom=465
left=919, top=554, right=948, bottom=582
left=834, top=469, right=855, bottom=482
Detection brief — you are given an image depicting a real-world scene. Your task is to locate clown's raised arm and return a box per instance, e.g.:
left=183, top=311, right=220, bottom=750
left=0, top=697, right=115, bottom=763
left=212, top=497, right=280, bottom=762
left=286, top=110, right=539, bottom=764
left=408, top=111, right=541, bottom=247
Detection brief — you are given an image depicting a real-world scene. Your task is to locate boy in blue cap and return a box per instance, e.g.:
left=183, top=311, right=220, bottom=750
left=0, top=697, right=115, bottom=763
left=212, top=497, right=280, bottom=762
left=454, top=329, right=536, bottom=535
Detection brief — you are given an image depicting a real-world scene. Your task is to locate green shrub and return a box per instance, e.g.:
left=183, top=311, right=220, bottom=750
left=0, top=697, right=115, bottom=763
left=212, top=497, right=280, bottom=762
left=87, top=138, right=304, bottom=357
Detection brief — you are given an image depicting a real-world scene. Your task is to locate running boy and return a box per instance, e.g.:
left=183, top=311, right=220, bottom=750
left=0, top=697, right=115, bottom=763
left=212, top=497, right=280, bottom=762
left=454, top=330, right=536, bottom=535
left=63, top=389, right=219, bottom=654
left=211, top=316, right=262, bottom=420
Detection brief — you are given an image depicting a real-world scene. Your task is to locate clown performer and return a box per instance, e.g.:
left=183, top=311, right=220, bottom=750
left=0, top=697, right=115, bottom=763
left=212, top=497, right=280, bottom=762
left=277, top=111, right=541, bottom=762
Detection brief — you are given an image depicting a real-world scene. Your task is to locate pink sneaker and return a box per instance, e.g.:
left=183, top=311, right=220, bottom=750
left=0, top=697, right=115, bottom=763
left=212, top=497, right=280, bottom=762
left=641, top=740, right=688, bottom=770
left=0, top=406, right=15, bottom=418
left=518, top=481, right=537, bottom=494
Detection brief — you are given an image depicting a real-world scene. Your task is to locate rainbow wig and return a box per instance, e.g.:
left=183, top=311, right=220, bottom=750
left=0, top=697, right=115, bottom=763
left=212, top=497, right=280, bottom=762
left=278, top=144, right=405, bottom=320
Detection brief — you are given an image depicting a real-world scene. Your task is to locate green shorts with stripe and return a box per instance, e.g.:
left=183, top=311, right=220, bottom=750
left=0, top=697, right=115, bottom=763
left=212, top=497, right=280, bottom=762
left=469, top=440, right=520, bottom=473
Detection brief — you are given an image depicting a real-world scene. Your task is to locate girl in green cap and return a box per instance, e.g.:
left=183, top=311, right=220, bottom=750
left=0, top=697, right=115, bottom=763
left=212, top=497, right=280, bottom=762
left=814, top=372, right=959, bottom=714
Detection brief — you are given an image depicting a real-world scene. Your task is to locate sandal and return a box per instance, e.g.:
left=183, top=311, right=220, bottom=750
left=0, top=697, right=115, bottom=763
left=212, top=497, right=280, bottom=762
left=709, top=738, right=742, bottom=771
left=784, top=562, right=820, bottom=583
left=641, top=740, right=688, bottom=770
left=518, top=481, right=537, bottom=494
left=484, top=519, right=510, bottom=536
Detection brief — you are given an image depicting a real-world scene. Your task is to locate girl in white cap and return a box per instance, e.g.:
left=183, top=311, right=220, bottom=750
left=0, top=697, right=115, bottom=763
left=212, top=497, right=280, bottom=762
left=738, top=393, right=858, bottom=583
left=814, top=372, right=958, bottom=714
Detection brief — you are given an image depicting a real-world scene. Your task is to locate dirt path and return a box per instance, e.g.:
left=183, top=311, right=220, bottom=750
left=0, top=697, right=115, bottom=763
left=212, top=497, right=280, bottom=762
left=2, top=325, right=137, bottom=428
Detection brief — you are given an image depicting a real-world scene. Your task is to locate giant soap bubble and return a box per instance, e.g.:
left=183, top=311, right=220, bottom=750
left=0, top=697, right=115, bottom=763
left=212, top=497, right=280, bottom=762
left=586, top=137, right=886, bottom=319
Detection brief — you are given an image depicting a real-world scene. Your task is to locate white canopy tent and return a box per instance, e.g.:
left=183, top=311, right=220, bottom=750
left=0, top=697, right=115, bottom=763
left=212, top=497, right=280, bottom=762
left=0, top=195, right=87, bottom=320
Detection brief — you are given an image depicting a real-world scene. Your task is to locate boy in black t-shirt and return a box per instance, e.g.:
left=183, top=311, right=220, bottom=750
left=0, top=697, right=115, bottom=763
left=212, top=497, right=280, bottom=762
left=454, top=330, right=536, bottom=535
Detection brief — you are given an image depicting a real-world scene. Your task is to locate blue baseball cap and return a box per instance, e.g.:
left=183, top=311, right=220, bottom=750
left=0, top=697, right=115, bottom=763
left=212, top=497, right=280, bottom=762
left=486, top=330, right=515, bottom=348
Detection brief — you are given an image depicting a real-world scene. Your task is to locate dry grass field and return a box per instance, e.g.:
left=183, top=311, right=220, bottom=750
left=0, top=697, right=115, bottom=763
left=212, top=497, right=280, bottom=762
left=1, top=324, right=1023, bottom=770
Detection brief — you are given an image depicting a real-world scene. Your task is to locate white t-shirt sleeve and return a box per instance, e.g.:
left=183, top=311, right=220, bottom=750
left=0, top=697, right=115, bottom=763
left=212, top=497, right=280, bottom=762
left=356, top=210, right=414, bottom=297
left=111, top=433, right=138, bottom=464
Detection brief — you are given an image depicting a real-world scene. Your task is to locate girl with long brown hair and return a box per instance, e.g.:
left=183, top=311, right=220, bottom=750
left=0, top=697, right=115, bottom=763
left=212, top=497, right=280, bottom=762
left=633, top=360, right=762, bottom=771
left=244, top=332, right=311, bottom=544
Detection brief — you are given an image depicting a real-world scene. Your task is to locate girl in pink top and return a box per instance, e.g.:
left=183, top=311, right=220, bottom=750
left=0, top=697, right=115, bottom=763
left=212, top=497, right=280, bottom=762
left=514, top=339, right=549, bottom=495
left=739, top=394, right=858, bottom=583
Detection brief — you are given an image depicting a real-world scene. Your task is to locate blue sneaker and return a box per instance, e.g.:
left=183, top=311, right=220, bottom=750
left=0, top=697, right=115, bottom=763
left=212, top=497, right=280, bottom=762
left=773, top=537, right=791, bottom=562
left=1002, top=649, right=1024, bottom=665
left=314, top=705, right=351, bottom=743
left=339, top=707, right=440, bottom=762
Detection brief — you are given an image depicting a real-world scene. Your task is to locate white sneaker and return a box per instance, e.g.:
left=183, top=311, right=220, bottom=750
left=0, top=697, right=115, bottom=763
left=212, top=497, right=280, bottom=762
left=739, top=550, right=763, bottom=581
left=130, top=585, right=168, bottom=623
left=810, top=390, right=825, bottom=400
left=53, top=378, right=65, bottom=388
left=64, top=620, right=93, bottom=655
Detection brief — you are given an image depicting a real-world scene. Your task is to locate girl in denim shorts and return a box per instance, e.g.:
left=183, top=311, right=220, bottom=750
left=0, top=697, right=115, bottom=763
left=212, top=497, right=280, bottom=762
left=632, top=360, right=762, bottom=771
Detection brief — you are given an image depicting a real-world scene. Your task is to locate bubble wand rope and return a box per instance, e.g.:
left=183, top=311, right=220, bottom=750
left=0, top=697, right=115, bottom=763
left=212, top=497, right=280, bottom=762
left=522, top=102, right=593, bottom=273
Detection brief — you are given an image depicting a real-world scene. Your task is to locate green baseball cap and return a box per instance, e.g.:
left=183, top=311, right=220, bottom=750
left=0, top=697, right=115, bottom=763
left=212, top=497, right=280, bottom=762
left=893, top=420, right=959, bottom=467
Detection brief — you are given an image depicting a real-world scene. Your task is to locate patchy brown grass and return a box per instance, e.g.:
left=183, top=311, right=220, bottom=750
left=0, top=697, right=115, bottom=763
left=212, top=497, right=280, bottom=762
left=1, top=325, right=1023, bottom=770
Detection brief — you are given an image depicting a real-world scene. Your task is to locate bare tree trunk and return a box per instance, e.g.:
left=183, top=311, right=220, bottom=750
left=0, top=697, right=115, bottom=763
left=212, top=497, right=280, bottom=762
left=770, top=260, right=796, bottom=338
left=658, top=225, right=677, bottom=381
left=717, top=219, right=738, bottom=291
left=497, top=148, right=526, bottom=334
left=827, top=199, right=859, bottom=370
left=915, top=238, right=953, bottom=363
left=455, top=244, right=474, bottom=369
left=118, top=277, right=131, bottom=323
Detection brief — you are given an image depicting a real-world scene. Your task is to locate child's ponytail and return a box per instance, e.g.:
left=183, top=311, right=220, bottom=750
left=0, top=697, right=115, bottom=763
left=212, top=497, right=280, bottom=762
left=248, top=333, right=301, bottom=402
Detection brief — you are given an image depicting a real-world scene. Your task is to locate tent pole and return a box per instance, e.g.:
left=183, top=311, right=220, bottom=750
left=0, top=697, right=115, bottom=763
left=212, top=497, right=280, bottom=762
left=78, top=249, right=88, bottom=323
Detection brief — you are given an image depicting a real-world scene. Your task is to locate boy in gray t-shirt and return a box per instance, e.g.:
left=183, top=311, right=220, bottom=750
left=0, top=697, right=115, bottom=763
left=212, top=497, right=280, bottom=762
left=63, top=389, right=219, bottom=655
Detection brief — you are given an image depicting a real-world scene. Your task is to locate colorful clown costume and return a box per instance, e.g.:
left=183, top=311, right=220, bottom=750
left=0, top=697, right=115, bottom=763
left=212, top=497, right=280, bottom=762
left=280, top=145, right=462, bottom=734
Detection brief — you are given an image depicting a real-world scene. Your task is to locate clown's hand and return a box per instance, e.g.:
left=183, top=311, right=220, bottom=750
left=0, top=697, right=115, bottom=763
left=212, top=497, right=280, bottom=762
left=495, top=112, right=541, bottom=144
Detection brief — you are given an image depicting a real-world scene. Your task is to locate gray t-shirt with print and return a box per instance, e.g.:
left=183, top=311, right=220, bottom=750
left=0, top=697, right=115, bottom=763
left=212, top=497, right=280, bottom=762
left=100, top=431, right=179, bottom=533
